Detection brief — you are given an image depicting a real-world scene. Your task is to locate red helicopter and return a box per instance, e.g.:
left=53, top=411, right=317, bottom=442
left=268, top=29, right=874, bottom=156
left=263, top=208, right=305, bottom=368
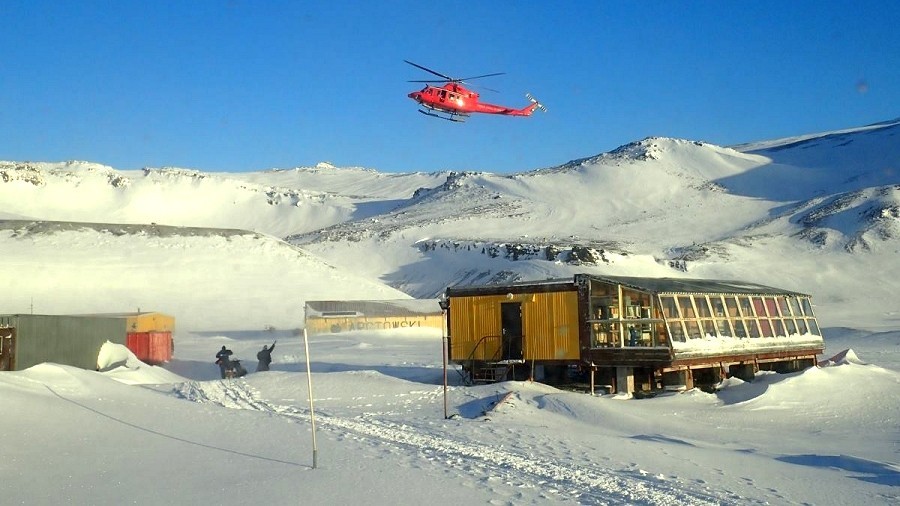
left=405, top=60, right=546, bottom=122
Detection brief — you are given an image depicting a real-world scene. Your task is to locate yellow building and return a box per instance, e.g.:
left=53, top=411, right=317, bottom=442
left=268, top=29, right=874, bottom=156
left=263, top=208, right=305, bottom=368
left=305, top=300, right=442, bottom=336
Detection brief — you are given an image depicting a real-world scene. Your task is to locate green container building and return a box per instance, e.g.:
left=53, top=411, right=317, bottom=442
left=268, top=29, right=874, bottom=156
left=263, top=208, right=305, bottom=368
left=0, top=314, right=127, bottom=371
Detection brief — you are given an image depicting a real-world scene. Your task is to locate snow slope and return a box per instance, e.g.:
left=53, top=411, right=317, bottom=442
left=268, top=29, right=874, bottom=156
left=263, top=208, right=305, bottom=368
left=1, top=119, right=899, bottom=504
left=0, top=161, right=445, bottom=238
left=2, top=119, right=899, bottom=329
left=0, top=220, right=407, bottom=331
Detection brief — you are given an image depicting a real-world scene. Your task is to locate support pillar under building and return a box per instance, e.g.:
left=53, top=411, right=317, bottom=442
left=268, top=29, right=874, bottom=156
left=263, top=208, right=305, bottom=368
left=615, top=366, right=635, bottom=394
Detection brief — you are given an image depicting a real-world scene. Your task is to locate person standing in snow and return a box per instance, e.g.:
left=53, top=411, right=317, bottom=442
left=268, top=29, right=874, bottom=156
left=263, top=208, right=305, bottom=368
left=256, top=341, right=276, bottom=372
left=215, top=345, right=233, bottom=379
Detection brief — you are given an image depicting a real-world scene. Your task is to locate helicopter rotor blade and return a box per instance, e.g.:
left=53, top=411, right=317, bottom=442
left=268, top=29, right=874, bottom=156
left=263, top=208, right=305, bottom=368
left=473, top=84, right=500, bottom=93
left=404, top=60, right=455, bottom=81
left=405, top=60, right=505, bottom=84
left=458, top=72, right=506, bottom=81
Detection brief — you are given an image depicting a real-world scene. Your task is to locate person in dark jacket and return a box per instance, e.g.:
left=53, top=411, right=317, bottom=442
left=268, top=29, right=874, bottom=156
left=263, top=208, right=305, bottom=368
left=256, top=341, right=276, bottom=372
left=215, top=346, right=233, bottom=379
left=628, top=326, right=640, bottom=347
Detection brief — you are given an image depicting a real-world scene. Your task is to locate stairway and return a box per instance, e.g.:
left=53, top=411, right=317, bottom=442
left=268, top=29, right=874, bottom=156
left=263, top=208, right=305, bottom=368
left=470, top=360, right=525, bottom=384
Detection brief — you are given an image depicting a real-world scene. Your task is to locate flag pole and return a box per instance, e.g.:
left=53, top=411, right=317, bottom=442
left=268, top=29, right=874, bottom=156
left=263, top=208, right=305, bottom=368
left=438, top=296, right=450, bottom=419
left=303, top=327, right=318, bottom=469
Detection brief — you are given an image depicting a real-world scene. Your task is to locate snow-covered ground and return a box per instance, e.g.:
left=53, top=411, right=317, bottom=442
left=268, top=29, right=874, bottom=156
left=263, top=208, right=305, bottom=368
left=1, top=120, right=898, bottom=504
left=2, top=327, right=897, bottom=505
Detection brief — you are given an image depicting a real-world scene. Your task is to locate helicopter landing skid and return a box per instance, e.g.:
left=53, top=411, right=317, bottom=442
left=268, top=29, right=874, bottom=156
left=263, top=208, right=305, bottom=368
left=418, top=109, right=468, bottom=122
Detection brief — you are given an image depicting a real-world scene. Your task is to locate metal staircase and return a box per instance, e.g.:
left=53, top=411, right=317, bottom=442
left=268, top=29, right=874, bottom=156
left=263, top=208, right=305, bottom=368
left=471, top=362, right=511, bottom=384
left=460, top=335, right=525, bottom=385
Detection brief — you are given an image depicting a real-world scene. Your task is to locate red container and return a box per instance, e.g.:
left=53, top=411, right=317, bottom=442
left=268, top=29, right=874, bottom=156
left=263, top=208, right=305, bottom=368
left=126, top=331, right=173, bottom=365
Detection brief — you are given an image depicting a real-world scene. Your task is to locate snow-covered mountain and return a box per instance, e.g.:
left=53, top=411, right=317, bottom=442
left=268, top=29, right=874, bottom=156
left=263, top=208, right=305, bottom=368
left=2, top=119, right=898, bottom=330
left=0, top=161, right=445, bottom=238
left=2, top=120, right=899, bottom=505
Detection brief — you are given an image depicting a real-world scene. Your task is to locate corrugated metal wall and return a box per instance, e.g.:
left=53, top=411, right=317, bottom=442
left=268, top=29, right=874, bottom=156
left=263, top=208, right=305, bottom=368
left=3, top=314, right=127, bottom=370
left=0, top=312, right=176, bottom=370
left=524, top=291, right=580, bottom=360
left=449, top=295, right=503, bottom=361
left=126, top=331, right=172, bottom=364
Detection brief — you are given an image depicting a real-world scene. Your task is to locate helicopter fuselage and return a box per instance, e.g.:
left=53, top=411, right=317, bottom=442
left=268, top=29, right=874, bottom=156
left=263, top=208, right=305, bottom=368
left=407, top=83, right=537, bottom=117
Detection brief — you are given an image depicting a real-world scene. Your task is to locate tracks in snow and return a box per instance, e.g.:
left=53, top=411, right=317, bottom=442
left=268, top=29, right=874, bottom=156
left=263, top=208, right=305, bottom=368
left=174, top=379, right=740, bottom=505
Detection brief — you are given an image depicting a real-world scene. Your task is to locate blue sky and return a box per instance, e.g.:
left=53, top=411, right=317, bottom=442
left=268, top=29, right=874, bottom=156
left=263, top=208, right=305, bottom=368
left=2, top=1, right=898, bottom=174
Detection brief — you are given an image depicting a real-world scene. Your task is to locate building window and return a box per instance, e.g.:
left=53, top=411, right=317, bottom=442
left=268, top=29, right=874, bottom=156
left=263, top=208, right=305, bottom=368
left=759, top=318, right=774, bottom=337
left=801, top=298, right=814, bottom=317
left=789, top=297, right=803, bottom=317
left=764, top=297, right=779, bottom=317
left=738, top=297, right=755, bottom=317
left=772, top=318, right=786, bottom=336
left=668, top=321, right=686, bottom=342
left=747, top=319, right=761, bottom=338
left=695, top=296, right=712, bottom=318
left=807, top=318, right=820, bottom=335
left=725, top=297, right=740, bottom=317
left=753, top=297, right=767, bottom=317
left=733, top=319, right=748, bottom=338
left=716, top=319, right=733, bottom=337
left=678, top=296, right=696, bottom=318
left=701, top=319, right=717, bottom=337
left=685, top=320, right=702, bottom=339
left=592, top=322, right=620, bottom=347
left=660, top=296, right=679, bottom=319
left=656, top=322, right=669, bottom=346
left=711, top=296, right=727, bottom=317
left=654, top=291, right=822, bottom=346
left=785, top=318, right=798, bottom=335
left=777, top=296, right=792, bottom=317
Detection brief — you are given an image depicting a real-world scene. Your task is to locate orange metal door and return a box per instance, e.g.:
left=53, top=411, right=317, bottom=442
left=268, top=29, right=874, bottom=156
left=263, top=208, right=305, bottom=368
left=126, top=332, right=150, bottom=362
left=148, top=331, right=173, bottom=364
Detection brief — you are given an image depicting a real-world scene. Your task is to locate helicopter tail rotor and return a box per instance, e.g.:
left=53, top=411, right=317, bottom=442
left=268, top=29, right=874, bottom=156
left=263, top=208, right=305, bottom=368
left=526, top=93, right=547, bottom=113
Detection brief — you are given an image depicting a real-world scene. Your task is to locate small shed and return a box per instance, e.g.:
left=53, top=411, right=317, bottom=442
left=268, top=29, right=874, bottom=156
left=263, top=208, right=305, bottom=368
left=0, top=312, right=174, bottom=371
left=120, top=312, right=175, bottom=365
left=305, top=300, right=442, bottom=336
left=445, top=274, right=824, bottom=393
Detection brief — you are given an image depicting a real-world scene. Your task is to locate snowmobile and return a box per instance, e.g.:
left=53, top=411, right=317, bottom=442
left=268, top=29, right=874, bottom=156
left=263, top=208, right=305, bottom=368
left=216, top=357, right=248, bottom=379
